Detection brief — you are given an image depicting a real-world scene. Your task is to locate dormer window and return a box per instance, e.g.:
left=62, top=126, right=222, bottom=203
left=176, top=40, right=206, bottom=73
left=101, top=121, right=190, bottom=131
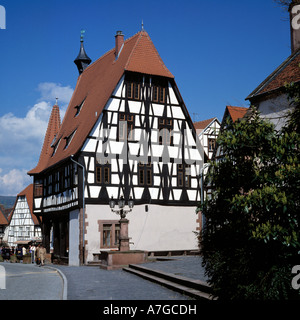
left=64, top=129, right=77, bottom=150
left=51, top=138, right=61, bottom=157
left=74, top=98, right=86, bottom=117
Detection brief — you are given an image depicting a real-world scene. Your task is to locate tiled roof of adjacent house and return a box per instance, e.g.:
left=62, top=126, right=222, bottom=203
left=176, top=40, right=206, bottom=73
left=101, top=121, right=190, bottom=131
left=222, top=106, right=248, bottom=123
left=29, top=30, right=174, bottom=175
left=246, top=48, right=300, bottom=101
left=194, top=117, right=218, bottom=134
left=0, top=207, right=8, bottom=225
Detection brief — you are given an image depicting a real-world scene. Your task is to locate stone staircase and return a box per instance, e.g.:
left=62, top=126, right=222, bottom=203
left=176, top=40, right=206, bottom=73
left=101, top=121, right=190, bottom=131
left=123, top=263, right=215, bottom=300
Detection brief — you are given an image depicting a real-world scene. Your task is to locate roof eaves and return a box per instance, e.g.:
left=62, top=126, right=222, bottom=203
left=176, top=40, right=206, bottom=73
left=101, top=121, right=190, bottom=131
left=246, top=49, right=300, bottom=100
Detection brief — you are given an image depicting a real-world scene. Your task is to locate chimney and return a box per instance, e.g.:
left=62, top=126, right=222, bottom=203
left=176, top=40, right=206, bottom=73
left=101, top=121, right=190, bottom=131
left=115, top=31, right=124, bottom=58
left=289, top=1, right=300, bottom=53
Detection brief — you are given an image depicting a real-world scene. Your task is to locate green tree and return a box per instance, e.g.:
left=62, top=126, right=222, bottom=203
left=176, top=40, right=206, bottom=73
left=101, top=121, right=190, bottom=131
left=199, top=97, right=300, bottom=299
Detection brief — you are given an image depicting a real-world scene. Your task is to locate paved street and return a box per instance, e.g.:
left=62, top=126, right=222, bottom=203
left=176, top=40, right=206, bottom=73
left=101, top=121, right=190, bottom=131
left=0, top=256, right=206, bottom=300
left=0, top=263, right=64, bottom=300
left=56, top=265, right=192, bottom=300
left=55, top=256, right=206, bottom=300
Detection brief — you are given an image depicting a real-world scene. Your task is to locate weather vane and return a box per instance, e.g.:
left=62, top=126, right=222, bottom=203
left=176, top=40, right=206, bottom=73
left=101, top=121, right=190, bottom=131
left=80, top=29, right=86, bottom=42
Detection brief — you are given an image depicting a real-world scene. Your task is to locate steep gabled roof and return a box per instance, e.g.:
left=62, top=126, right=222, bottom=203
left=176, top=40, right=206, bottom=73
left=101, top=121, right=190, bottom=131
left=29, top=30, right=174, bottom=175
left=246, top=48, right=300, bottom=101
left=221, top=106, right=249, bottom=127
left=28, top=104, right=61, bottom=174
left=222, top=106, right=248, bottom=124
left=125, top=31, right=174, bottom=78
left=194, top=117, right=218, bottom=134
left=8, top=184, right=39, bottom=225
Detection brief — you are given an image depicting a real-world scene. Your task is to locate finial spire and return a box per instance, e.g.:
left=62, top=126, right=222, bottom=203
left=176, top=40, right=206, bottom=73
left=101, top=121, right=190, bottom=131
left=141, top=20, right=144, bottom=31
left=74, top=29, right=92, bottom=75
left=55, top=97, right=59, bottom=105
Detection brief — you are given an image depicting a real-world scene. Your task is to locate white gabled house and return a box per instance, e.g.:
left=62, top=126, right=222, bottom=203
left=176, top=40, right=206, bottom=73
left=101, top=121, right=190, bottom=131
left=7, top=184, right=42, bottom=248
left=28, top=30, right=204, bottom=265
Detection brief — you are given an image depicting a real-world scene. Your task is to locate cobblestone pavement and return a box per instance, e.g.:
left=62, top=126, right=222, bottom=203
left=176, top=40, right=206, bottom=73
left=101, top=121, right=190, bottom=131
left=0, top=262, right=64, bottom=300
left=55, top=255, right=207, bottom=300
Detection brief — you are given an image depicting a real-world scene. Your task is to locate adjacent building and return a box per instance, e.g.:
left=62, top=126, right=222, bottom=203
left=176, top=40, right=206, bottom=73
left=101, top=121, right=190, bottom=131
left=0, top=206, right=8, bottom=245
left=194, top=118, right=220, bottom=163
left=246, top=2, right=300, bottom=130
left=6, top=184, right=42, bottom=248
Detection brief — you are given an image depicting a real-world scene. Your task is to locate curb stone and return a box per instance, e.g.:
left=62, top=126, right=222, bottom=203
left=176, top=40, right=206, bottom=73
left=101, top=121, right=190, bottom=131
left=44, top=266, right=68, bottom=300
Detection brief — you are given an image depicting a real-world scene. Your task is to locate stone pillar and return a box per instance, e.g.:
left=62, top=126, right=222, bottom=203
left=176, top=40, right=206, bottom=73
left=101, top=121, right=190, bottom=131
left=119, top=218, right=130, bottom=252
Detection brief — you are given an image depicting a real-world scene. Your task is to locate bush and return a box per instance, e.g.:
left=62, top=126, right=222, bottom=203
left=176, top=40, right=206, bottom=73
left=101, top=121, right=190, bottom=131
left=199, top=104, right=300, bottom=300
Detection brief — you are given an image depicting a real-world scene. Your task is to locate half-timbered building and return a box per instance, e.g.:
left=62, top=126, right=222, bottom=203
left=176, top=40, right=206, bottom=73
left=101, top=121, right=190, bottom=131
left=28, top=30, right=204, bottom=265
left=194, top=118, right=220, bottom=162
left=6, top=184, right=42, bottom=248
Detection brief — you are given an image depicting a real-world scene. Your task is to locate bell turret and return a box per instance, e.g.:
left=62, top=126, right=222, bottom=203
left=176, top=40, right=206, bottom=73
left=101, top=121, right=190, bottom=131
left=74, top=30, right=92, bottom=75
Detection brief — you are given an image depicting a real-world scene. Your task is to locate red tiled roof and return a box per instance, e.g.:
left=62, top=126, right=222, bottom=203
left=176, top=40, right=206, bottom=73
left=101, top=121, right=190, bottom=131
left=125, top=31, right=174, bottom=78
left=246, top=49, right=300, bottom=100
left=225, top=106, right=248, bottom=123
left=29, top=31, right=174, bottom=175
left=194, top=118, right=217, bottom=131
left=0, top=208, right=8, bottom=225
left=28, top=104, right=61, bottom=174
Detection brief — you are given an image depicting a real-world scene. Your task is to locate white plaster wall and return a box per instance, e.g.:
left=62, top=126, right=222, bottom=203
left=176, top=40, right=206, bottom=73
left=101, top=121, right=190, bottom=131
left=85, top=204, right=198, bottom=262
left=69, top=209, right=80, bottom=266
left=257, top=94, right=293, bottom=131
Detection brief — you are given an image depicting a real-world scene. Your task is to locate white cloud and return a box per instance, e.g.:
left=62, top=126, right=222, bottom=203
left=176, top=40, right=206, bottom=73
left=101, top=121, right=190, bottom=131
left=37, top=82, right=73, bottom=104
left=0, top=169, right=32, bottom=196
left=0, top=82, right=74, bottom=196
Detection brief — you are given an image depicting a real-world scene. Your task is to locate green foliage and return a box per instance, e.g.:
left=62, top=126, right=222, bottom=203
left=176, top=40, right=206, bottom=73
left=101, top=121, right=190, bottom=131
left=199, top=100, right=300, bottom=300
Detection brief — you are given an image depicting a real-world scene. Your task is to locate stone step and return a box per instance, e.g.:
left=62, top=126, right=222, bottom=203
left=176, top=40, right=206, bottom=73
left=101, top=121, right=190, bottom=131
left=123, top=264, right=215, bottom=300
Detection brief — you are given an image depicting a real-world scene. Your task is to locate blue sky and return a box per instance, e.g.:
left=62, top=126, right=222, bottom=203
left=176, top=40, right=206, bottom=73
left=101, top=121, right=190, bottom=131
left=0, top=0, right=293, bottom=195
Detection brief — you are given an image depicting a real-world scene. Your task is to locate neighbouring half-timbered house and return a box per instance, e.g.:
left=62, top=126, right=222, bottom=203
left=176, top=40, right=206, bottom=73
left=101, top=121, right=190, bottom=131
left=194, top=118, right=220, bottom=162
left=6, top=184, right=42, bottom=248
left=28, top=30, right=204, bottom=265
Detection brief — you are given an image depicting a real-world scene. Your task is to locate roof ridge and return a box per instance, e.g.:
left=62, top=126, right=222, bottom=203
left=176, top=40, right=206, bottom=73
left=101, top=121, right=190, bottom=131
left=194, top=117, right=216, bottom=124
left=83, top=31, right=142, bottom=75
left=124, top=31, right=143, bottom=70
left=226, top=105, right=248, bottom=110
